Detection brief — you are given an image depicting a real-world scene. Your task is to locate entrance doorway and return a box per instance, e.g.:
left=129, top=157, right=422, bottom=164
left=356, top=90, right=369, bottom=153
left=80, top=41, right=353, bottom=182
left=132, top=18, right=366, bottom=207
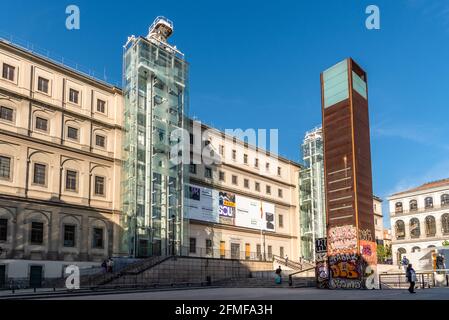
left=138, top=239, right=149, bottom=257
left=153, top=240, right=162, bottom=256
left=231, top=243, right=240, bottom=260
left=0, top=265, right=5, bottom=289
left=29, top=266, right=43, bottom=288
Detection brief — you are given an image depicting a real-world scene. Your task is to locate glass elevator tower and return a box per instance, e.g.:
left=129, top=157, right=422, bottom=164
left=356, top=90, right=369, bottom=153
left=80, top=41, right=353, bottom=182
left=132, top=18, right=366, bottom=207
left=299, top=126, right=326, bottom=261
left=121, top=17, right=189, bottom=258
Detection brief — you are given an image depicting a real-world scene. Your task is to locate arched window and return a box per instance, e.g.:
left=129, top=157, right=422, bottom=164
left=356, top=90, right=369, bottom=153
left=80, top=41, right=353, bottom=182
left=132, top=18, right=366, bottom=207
left=410, top=218, right=420, bottom=238
left=395, top=202, right=403, bottom=213
left=428, top=245, right=436, bottom=249
left=442, top=213, right=449, bottom=235
left=397, top=248, right=406, bottom=262
left=411, top=246, right=421, bottom=253
left=441, top=194, right=449, bottom=207
left=410, top=200, right=418, bottom=211
left=395, top=220, right=405, bottom=240
left=425, top=216, right=436, bottom=237
left=425, top=197, right=433, bottom=209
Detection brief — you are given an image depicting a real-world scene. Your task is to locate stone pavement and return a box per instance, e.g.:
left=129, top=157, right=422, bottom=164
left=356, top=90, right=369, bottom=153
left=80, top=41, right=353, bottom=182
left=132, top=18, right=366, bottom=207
left=42, top=287, right=449, bottom=300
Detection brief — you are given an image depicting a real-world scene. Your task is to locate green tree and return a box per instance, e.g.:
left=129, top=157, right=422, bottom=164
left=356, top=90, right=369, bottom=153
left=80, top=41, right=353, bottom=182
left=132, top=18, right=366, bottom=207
left=377, top=245, right=386, bottom=263
left=443, top=240, right=449, bottom=247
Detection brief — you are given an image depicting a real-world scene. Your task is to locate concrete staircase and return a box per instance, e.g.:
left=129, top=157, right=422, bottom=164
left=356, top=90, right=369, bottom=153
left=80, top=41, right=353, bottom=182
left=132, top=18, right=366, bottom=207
left=214, top=276, right=316, bottom=288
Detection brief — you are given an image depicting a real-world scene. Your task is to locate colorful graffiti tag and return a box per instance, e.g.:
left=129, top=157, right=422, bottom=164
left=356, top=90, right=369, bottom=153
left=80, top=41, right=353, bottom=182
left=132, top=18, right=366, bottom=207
left=328, top=225, right=358, bottom=255
left=315, top=238, right=328, bottom=289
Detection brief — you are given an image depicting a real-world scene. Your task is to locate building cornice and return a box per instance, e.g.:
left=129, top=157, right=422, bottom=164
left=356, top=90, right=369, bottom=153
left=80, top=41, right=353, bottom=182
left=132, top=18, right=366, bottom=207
left=0, top=128, right=121, bottom=164
left=189, top=219, right=297, bottom=239
left=0, top=193, right=122, bottom=215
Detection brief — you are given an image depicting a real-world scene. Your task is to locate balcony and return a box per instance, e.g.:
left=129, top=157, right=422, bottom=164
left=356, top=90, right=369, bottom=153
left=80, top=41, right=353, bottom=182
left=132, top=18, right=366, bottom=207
left=391, top=205, right=449, bottom=217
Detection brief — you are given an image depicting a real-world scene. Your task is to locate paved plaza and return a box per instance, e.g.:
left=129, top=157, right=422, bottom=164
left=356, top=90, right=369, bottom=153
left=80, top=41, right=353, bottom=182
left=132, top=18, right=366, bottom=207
left=37, top=287, right=449, bottom=300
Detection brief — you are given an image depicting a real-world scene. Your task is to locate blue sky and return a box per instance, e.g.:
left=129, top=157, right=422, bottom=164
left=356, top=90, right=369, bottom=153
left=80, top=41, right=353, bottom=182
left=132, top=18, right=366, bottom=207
left=2, top=0, right=449, bottom=228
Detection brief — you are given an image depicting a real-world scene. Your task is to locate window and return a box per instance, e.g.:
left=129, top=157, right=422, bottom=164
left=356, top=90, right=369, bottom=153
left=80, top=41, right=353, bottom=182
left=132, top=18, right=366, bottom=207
left=244, top=154, right=248, bottom=164
left=189, top=164, right=197, bottom=174
left=205, top=167, right=212, bottom=179
left=232, top=175, right=238, bottom=185
left=255, top=158, right=259, bottom=168
left=97, top=99, right=106, bottom=113
left=189, top=133, right=194, bottom=145
left=425, top=216, right=436, bottom=237
left=219, top=171, right=225, bottom=181
left=65, top=170, right=77, bottom=191
left=266, top=185, right=271, bottom=195
left=279, top=214, right=284, bottom=228
left=37, top=77, right=49, bottom=93
left=69, top=88, right=79, bottom=104
left=410, top=218, right=420, bottom=238
left=204, top=140, right=210, bottom=147
left=255, top=182, right=260, bottom=192
left=94, top=176, right=105, bottom=196
left=266, top=162, right=270, bottom=171
left=206, top=239, right=213, bottom=255
left=2, top=63, right=15, bottom=81
left=395, top=220, right=405, bottom=240
left=232, top=150, right=236, bottom=161
left=375, top=218, right=378, bottom=226
left=395, top=202, right=403, bottom=213
left=35, top=117, right=48, bottom=132
left=92, top=228, right=104, bottom=248
left=219, top=145, right=224, bottom=156
left=64, top=225, right=76, bottom=247
left=441, top=194, right=449, bottom=207
left=0, top=156, right=11, bottom=179
left=0, top=219, right=7, bottom=241
left=256, top=244, right=262, bottom=260
left=277, top=167, right=281, bottom=176
left=411, top=246, right=420, bottom=253
left=442, top=213, right=449, bottom=235
left=189, top=238, right=196, bottom=253
left=95, top=134, right=106, bottom=148
left=278, top=189, right=283, bottom=198
left=0, top=106, right=13, bottom=122
left=280, top=246, right=284, bottom=258
left=30, top=222, right=44, bottom=245
left=244, top=179, right=249, bottom=189
left=409, top=200, right=418, bottom=211
left=67, top=126, right=78, bottom=140
left=267, top=245, right=272, bottom=259
left=33, top=163, right=46, bottom=186
left=425, top=197, right=433, bottom=209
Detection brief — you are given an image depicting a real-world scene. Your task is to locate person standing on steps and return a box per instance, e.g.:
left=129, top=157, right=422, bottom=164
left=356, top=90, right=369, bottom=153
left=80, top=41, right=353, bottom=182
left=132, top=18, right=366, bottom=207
left=406, top=264, right=417, bottom=294
left=275, top=266, right=282, bottom=284
left=285, top=255, right=289, bottom=266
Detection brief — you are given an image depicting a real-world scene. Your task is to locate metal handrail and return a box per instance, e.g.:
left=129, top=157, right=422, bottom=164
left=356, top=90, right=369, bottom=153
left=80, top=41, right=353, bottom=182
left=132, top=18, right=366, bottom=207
left=288, top=267, right=315, bottom=287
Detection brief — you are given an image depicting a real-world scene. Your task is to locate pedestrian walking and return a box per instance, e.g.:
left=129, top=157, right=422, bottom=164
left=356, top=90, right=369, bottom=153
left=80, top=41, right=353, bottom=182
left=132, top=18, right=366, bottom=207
left=275, top=265, right=282, bottom=284
left=101, top=260, right=107, bottom=273
left=107, top=258, right=114, bottom=273
left=401, top=256, right=409, bottom=273
left=406, top=264, right=416, bottom=294
left=285, top=255, right=289, bottom=266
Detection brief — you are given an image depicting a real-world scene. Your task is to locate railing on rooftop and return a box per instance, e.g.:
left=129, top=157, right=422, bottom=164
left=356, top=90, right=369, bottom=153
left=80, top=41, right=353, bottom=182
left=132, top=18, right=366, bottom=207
left=0, top=30, right=121, bottom=88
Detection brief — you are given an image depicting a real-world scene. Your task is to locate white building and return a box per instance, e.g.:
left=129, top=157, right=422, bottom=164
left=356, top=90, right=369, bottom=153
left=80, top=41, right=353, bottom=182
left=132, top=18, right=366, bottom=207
left=388, top=178, right=449, bottom=265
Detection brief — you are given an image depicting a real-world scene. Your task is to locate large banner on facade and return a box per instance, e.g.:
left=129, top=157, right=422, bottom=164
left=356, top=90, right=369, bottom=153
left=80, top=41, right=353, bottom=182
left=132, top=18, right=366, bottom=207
left=184, top=184, right=219, bottom=223
left=218, top=191, right=236, bottom=225
left=235, top=195, right=276, bottom=232
left=184, top=184, right=276, bottom=231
